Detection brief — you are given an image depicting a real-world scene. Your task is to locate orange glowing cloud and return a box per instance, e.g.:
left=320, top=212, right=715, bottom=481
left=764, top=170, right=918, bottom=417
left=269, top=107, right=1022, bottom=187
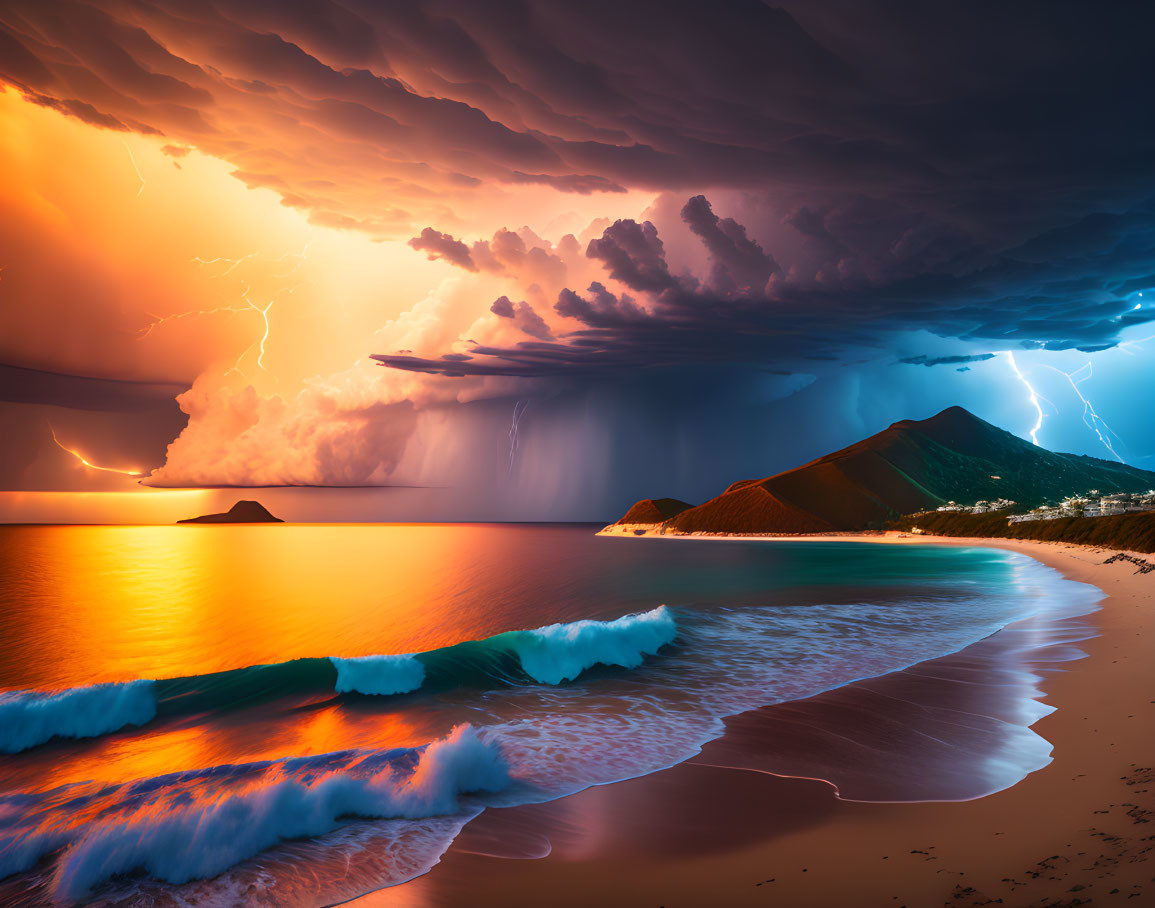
left=0, top=85, right=656, bottom=492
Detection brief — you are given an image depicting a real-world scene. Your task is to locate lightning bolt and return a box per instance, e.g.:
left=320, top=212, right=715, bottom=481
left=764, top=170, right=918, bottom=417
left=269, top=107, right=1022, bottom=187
left=508, top=399, right=530, bottom=476
left=141, top=250, right=306, bottom=379
left=1002, top=351, right=1047, bottom=446
left=192, top=252, right=259, bottom=276
left=122, top=140, right=145, bottom=199
left=1119, top=332, right=1155, bottom=355
left=271, top=242, right=310, bottom=278
left=138, top=300, right=253, bottom=339
left=246, top=284, right=301, bottom=374
left=224, top=342, right=258, bottom=380
left=245, top=291, right=275, bottom=373
left=49, top=425, right=144, bottom=477
left=1039, top=362, right=1126, bottom=463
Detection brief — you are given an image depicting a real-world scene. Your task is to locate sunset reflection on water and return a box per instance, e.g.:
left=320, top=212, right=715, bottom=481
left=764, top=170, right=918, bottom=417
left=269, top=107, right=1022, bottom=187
left=0, top=524, right=584, bottom=690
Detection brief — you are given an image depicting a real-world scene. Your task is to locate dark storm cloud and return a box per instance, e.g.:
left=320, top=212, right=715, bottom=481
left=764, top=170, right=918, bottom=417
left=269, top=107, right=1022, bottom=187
left=406, top=226, right=571, bottom=286
left=0, top=363, right=188, bottom=412
left=680, top=196, right=778, bottom=292
left=0, top=364, right=189, bottom=489
left=375, top=199, right=1155, bottom=378
left=509, top=172, right=627, bottom=195
left=4, top=0, right=1155, bottom=363
left=899, top=354, right=997, bottom=368
left=490, top=296, right=554, bottom=340
left=490, top=296, right=516, bottom=318
left=585, top=220, right=677, bottom=294
left=408, top=228, right=477, bottom=271
left=3, top=1, right=1152, bottom=233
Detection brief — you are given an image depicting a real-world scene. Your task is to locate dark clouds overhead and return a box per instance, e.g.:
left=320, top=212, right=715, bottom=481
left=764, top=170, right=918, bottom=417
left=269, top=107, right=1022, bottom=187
left=899, top=354, right=997, bottom=368
left=374, top=198, right=1155, bottom=379
left=585, top=220, right=676, bottom=294
left=409, top=228, right=478, bottom=271
left=2, top=0, right=1154, bottom=239
left=4, top=0, right=1155, bottom=383
left=680, top=196, right=778, bottom=293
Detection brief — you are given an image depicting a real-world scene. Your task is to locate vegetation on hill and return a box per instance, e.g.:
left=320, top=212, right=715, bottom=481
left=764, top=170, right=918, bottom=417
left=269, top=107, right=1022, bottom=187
left=611, top=406, right=1155, bottom=535
left=891, top=510, right=1155, bottom=554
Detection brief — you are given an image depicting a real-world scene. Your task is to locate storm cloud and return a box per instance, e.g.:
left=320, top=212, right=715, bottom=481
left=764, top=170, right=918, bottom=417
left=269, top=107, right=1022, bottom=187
left=2, top=0, right=1152, bottom=241
left=374, top=198, right=1155, bottom=379
left=5, top=0, right=1155, bottom=496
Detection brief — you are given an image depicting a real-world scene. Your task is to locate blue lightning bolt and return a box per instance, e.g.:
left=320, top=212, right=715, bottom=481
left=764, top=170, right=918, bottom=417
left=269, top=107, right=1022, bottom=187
left=1119, top=331, right=1155, bottom=355
left=1039, top=362, right=1125, bottom=463
left=1002, top=351, right=1047, bottom=446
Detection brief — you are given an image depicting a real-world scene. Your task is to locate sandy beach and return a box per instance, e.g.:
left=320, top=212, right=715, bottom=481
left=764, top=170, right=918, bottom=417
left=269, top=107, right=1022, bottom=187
left=365, top=535, right=1154, bottom=907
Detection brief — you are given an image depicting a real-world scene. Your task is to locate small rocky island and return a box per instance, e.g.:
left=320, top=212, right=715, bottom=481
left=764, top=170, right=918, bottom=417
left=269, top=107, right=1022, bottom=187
left=177, top=500, right=283, bottom=524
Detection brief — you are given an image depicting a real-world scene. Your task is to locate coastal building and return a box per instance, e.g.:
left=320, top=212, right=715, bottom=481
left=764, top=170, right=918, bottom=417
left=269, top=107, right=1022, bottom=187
left=1007, top=489, right=1155, bottom=523
left=1009, top=506, right=1063, bottom=523
left=942, top=498, right=1017, bottom=515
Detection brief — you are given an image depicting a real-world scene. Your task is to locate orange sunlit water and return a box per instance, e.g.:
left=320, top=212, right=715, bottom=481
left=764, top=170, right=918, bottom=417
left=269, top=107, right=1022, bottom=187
left=0, top=523, right=575, bottom=793
left=10, top=701, right=436, bottom=796
left=0, top=524, right=561, bottom=690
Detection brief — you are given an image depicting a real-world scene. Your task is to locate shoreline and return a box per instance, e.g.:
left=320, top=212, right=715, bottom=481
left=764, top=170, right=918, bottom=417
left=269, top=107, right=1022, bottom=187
left=363, top=534, right=1154, bottom=906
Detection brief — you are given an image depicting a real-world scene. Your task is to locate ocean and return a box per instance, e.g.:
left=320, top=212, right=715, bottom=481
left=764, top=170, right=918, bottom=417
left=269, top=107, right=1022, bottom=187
left=0, top=524, right=1100, bottom=906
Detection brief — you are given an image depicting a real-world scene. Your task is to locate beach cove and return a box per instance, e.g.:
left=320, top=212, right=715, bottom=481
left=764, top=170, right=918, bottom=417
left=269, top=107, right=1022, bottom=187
left=372, top=536, right=1154, bottom=907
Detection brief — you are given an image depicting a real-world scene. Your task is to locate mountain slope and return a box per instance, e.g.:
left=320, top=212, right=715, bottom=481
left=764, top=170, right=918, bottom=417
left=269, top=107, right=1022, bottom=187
left=616, top=498, right=694, bottom=525
left=611, top=407, right=1155, bottom=535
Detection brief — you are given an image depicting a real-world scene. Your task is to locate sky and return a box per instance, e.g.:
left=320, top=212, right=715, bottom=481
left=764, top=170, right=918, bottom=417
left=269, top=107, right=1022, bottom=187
left=1, top=0, right=1154, bottom=522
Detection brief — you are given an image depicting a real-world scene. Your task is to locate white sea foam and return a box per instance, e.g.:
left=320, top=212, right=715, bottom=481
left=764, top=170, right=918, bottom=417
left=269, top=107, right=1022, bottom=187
left=331, top=653, right=426, bottom=696
left=0, top=680, right=157, bottom=754
left=511, top=606, right=677, bottom=684
left=0, top=725, right=509, bottom=899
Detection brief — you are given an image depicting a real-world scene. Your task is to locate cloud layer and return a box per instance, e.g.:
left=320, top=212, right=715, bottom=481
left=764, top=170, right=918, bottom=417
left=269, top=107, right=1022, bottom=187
left=372, top=198, right=1155, bottom=379
left=4, top=1, right=1155, bottom=498
left=3, top=1, right=1153, bottom=241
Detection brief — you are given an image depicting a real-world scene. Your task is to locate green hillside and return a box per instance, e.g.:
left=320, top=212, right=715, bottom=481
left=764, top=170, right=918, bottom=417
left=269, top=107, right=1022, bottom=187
left=611, top=407, right=1155, bottom=534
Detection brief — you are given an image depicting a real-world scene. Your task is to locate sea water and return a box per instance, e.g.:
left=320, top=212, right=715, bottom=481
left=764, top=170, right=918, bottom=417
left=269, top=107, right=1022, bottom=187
left=0, top=524, right=1099, bottom=905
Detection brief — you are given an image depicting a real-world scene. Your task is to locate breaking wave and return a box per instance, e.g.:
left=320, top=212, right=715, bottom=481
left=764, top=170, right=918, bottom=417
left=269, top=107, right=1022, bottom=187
left=506, top=606, right=677, bottom=684
left=0, top=681, right=156, bottom=754
left=0, top=724, right=509, bottom=900
left=0, top=608, right=677, bottom=753
left=332, top=653, right=426, bottom=696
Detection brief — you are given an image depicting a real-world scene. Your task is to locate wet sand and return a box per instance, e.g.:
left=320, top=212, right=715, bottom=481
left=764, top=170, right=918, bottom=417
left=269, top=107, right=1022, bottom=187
left=362, top=536, right=1154, bottom=907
